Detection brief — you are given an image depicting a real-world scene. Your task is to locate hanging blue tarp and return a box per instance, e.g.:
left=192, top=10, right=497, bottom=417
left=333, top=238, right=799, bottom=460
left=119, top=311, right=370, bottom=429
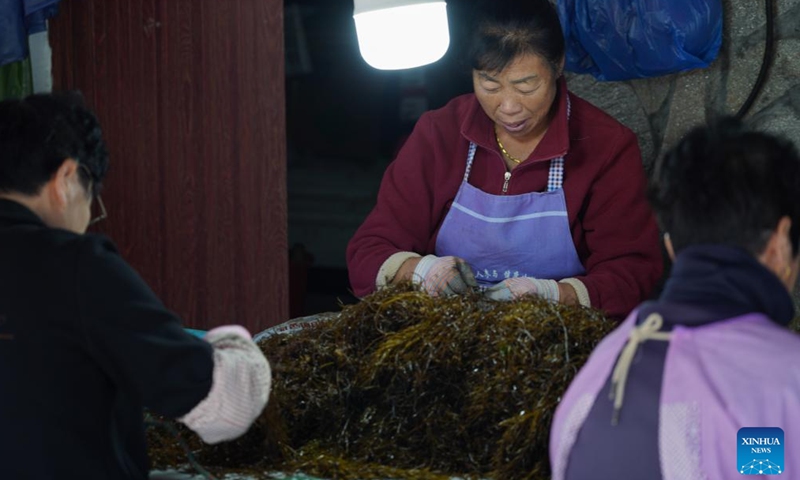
left=558, top=0, right=723, bottom=81
left=0, top=0, right=27, bottom=67
left=0, top=0, right=60, bottom=67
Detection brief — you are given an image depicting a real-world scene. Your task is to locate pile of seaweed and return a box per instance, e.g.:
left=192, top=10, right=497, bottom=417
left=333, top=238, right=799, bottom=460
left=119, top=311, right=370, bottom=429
left=147, top=284, right=616, bottom=479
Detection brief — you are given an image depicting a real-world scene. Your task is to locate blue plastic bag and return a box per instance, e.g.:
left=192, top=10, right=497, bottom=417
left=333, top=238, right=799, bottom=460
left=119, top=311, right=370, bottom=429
left=0, top=0, right=60, bottom=68
left=558, top=0, right=723, bottom=81
left=0, top=0, right=27, bottom=67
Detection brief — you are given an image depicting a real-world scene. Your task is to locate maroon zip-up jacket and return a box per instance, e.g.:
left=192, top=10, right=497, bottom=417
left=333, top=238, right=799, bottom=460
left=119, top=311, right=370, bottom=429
left=347, top=79, right=662, bottom=319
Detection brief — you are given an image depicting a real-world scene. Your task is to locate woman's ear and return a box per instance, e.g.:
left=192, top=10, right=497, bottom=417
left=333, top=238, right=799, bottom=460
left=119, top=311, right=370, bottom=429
left=556, top=56, right=565, bottom=78
left=759, top=216, right=796, bottom=289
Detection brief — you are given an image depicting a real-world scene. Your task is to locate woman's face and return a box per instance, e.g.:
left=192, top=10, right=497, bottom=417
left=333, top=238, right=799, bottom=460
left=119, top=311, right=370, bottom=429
left=472, top=53, right=561, bottom=141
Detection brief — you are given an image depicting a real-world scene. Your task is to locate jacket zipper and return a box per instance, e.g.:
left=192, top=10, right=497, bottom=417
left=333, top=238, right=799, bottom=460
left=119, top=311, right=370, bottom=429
left=502, top=171, right=511, bottom=193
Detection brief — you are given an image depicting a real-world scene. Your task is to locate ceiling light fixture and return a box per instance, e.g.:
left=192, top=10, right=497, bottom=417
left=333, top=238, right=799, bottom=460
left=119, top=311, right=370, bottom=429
left=353, top=0, right=450, bottom=70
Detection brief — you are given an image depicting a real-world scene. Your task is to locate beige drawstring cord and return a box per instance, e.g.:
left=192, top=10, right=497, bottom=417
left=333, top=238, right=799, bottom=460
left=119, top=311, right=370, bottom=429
left=609, top=313, right=672, bottom=426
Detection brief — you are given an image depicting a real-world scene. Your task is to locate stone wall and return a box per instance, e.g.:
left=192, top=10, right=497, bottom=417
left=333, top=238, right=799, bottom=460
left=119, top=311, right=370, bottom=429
left=565, top=0, right=800, bottom=171
left=565, top=0, right=800, bottom=305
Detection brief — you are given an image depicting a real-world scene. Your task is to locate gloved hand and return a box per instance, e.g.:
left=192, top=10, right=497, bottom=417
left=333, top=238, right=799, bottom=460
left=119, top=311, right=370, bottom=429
left=180, top=325, right=271, bottom=444
left=412, top=255, right=478, bottom=296
left=484, top=277, right=560, bottom=302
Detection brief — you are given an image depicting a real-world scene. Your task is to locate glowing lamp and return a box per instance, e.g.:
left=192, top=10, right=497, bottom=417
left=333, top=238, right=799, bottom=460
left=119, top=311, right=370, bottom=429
left=353, top=0, right=450, bottom=70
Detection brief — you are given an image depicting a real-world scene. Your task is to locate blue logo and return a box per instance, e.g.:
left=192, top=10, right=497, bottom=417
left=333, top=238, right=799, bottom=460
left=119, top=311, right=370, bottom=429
left=738, top=427, right=784, bottom=475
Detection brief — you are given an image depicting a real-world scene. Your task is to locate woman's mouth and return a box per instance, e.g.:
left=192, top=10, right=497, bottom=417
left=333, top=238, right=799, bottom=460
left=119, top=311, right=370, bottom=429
left=500, top=120, right=527, bottom=133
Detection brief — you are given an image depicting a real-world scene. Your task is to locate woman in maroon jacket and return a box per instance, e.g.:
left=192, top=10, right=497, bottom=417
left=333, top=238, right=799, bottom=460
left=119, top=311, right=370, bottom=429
left=346, top=0, right=662, bottom=319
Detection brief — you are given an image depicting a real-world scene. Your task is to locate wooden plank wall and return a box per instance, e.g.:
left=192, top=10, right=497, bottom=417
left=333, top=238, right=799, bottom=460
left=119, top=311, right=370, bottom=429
left=49, top=0, right=288, bottom=333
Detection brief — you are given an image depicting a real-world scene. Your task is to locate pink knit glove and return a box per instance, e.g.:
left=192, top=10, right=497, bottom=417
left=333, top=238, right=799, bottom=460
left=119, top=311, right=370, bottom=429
left=179, top=325, right=271, bottom=444
left=484, top=277, right=560, bottom=302
left=412, top=255, right=478, bottom=296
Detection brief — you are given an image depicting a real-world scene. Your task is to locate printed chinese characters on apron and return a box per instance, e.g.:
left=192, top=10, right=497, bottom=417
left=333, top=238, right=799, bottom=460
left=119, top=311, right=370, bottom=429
left=434, top=101, right=584, bottom=285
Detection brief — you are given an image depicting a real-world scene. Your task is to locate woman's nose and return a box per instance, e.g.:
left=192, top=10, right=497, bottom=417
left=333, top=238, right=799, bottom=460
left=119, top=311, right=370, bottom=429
left=498, top=96, right=523, bottom=115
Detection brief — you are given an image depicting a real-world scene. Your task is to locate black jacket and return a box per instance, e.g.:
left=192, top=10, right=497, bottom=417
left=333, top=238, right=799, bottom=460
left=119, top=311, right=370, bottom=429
left=0, top=199, right=214, bottom=479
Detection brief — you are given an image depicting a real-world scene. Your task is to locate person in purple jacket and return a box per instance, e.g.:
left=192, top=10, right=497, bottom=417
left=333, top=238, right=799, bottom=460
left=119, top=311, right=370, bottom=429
left=549, top=117, right=800, bottom=480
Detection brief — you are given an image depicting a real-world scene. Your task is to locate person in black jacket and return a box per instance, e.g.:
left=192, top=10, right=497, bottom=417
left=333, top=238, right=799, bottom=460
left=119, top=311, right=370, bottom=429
left=0, top=92, right=271, bottom=479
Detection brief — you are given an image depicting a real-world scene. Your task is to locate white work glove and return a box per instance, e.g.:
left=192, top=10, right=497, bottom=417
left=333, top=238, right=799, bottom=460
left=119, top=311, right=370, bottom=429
left=412, top=255, right=478, bottom=296
left=484, top=277, right=560, bottom=302
left=179, top=325, right=271, bottom=444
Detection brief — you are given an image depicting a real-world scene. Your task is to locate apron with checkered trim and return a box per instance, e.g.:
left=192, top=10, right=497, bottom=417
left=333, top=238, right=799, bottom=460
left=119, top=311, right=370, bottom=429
left=434, top=106, right=585, bottom=286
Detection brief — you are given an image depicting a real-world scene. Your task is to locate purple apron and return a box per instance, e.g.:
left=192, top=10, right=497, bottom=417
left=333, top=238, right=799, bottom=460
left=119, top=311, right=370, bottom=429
left=550, top=312, right=800, bottom=480
left=435, top=132, right=584, bottom=285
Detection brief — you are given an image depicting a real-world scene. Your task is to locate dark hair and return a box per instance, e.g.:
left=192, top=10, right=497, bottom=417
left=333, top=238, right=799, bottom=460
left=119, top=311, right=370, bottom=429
left=0, top=92, right=109, bottom=197
left=467, top=0, right=565, bottom=74
left=649, top=117, right=800, bottom=256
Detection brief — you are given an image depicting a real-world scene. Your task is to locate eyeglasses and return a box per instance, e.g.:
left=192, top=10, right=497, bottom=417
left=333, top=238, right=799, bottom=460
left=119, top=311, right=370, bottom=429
left=78, top=164, right=108, bottom=226
left=89, top=195, right=107, bottom=226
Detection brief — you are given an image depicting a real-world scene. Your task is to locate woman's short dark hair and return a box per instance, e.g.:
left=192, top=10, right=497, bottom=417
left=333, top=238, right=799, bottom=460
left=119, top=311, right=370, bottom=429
left=649, top=117, right=800, bottom=256
left=0, top=92, right=109, bottom=196
left=467, top=0, right=565, bottom=74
